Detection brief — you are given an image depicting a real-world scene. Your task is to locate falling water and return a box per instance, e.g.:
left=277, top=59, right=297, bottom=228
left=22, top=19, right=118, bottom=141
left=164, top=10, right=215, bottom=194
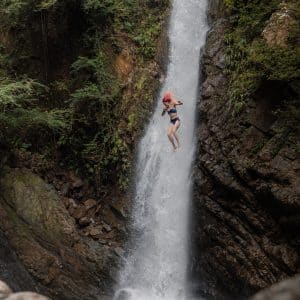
left=115, top=1, right=208, bottom=299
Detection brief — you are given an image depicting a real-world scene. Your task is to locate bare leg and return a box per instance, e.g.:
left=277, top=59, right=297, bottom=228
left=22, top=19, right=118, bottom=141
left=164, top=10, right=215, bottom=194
left=167, top=125, right=177, bottom=150
left=172, top=120, right=181, bottom=147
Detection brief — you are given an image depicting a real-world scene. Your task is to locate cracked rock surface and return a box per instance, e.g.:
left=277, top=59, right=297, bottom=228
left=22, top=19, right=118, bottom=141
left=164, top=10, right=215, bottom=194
left=189, top=1, right=300, bottom=299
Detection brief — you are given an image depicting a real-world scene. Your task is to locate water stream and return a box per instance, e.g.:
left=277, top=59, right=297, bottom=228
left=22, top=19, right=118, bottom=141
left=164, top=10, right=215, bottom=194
left=115, top=1, right=208, bottom=299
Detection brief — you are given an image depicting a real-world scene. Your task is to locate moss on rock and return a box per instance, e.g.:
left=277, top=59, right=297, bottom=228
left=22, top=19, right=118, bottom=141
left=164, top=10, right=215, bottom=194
left=0, top=168, right=119, bottom=299
left=0, top=168, right=76, bottom=244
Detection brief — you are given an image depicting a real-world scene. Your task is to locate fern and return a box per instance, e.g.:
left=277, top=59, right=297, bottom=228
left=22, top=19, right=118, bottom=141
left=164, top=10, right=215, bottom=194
left=0, top=79, right=46, bottom=109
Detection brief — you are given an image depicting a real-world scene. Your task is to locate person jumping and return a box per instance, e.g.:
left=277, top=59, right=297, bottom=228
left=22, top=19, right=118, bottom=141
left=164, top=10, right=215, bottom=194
left=161, top=91, right=183, bottom=150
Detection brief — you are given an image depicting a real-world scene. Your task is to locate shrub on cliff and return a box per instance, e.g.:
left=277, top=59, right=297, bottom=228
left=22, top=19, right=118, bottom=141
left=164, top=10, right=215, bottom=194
left=224, top=0, right=300, bottom=116
left=0, top=0, right=169, bottom=191
left=0, top=78, right=69, bottom=152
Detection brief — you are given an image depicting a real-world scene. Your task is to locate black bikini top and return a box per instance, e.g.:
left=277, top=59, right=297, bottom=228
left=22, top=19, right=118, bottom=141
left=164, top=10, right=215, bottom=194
left=168, top=108, right=177, bottom=114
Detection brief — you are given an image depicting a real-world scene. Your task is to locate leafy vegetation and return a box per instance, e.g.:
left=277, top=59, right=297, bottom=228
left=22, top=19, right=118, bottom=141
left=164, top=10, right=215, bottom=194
left=224, top=0, right=300, bottom=115
left=0, top=0, right=169, bottom=191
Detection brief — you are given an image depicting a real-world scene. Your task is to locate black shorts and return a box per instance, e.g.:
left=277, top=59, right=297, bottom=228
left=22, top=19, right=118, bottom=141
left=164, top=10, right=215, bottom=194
left=170, top=117, right=180, bottom=125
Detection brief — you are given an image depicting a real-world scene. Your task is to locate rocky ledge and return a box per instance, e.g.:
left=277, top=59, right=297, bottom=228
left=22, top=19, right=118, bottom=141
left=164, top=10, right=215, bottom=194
left=0, top=167, right=127, bottom=300
left=190, top=0, right=299, bottom=299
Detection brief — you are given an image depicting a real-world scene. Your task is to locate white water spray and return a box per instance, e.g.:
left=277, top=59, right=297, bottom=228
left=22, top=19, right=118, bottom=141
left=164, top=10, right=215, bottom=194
left=115, top=1, right=208, bottom=299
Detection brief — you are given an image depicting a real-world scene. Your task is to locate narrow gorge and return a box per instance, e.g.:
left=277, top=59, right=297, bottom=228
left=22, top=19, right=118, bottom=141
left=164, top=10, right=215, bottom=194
left=0, top=0, right=299, bottom=300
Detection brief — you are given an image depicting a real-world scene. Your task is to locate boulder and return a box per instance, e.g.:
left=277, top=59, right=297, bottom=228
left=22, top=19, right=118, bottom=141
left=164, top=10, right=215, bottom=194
left=262, top=2, right=296, bottom=47
left=103, top=223, right=112, bottom=232
left=249, top=275, right=300, bottom=300
left=0, top=281, right=50, bottom=300
left=0, top=280, right=12, bottom=296
left=88, top=226, right=103, bottom=238
left=83, top=199, right=97, bottom=210
left=78, top=217, right=92, bottom=227
left=0, top=168, right=118, bottom=300
left=6, top=292, right=50, bottom=300
left=69, top=172, right=83, bottom=189
left=72, top=205, right=86, bottom=220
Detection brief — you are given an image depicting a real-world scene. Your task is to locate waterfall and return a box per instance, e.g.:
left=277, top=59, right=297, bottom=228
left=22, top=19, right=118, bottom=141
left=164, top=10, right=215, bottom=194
left=114, top=1, right=208, bottom=299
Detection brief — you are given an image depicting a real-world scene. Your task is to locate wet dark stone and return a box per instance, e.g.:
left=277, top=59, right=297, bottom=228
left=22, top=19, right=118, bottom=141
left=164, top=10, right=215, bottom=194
left=0, top=230, right=44, bottom=294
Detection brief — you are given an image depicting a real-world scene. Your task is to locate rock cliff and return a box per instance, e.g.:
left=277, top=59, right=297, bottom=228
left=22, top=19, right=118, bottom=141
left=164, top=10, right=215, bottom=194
left=190, top=0, right=299, bottom=299
left=0, top=1, right=169, bottom=298
left=0, top=230, right=45, bottom=294
left=0, top=168, right=118, bottom=299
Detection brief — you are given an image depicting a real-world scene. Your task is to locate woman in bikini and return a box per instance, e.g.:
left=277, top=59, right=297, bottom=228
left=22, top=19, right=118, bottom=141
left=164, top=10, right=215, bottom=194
left=161, top=91, right=183, bottom=150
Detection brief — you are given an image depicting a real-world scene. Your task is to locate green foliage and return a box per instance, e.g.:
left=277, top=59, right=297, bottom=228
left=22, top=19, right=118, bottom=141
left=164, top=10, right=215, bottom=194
left=61, top=0, right=168, bottom=187
left=0, top=0, right=58, bottom=27
left=224, top=0, right=235, bottom=9
left=133, top=21, right=161, bottom=59
left=71, top=53, right=112, bottom=87
left=81, top=131, right=130, bottom=189
left=274, top=102, right=300, bottom=134
left=128, top=112, right=137, bottom=130
left=6, top=108, right=69, bottom=134
left=0, top=0, right=169, bottom=191
left=227, top=70, right=259, bottom=115
left=0, top=78, right=70, bottom=150
left=288, top=0, right=300, bottom=44
left=82, top=0, right=166, bottom=60
left=61, top=49, right=132, bottom=189
left=251, top=138, right=267, bottom=155
left=39, top=0, right=58, bottom=9
left=224, top=0, right=300, bottom=115
left=0, top=78, right=46, bottom=108
left=82, top=0, right=122, bottom=20
left=248, top=40, right=300, bottom=81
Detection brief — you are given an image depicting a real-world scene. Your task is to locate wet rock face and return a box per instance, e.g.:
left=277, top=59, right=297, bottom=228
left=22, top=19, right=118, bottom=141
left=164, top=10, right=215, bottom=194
left=207, top=0, right=227, bottom=25
left=0, top=230, right=45, bottom=294
left=190, top=1, right=300, bottom=299
left=0, top=168, right=120, bottom=300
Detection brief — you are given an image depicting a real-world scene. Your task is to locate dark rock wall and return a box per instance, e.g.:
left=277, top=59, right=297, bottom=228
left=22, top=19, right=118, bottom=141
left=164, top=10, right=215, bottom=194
left=190, top=1, right=300, bottom=299
left=0, top=230, right=45, bottom=294
left=0, top=2, right=170, bottom=299
left=0, top=168, right=117, bottom=300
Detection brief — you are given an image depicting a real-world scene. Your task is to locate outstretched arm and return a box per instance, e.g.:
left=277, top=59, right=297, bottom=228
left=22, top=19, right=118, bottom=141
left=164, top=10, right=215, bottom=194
left=173, top=99, right=183, bottom=106
left=170, top=93, right=183, bottom=106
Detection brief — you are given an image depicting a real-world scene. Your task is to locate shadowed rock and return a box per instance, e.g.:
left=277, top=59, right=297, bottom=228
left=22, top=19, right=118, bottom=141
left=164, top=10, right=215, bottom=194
left=0, top=168, right=118, bottom=300
left=189, top=1, right=300, bottom=299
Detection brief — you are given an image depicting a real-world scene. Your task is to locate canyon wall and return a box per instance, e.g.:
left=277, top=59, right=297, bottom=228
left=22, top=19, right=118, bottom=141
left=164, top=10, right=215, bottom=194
left=190, top=0, right=299, bottom=299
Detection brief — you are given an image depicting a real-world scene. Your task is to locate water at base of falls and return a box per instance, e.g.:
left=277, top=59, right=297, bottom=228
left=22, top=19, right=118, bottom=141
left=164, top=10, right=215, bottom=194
left=114, top=288, right=204, bottom=300
left=114, top=1, right=209, bottom=299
